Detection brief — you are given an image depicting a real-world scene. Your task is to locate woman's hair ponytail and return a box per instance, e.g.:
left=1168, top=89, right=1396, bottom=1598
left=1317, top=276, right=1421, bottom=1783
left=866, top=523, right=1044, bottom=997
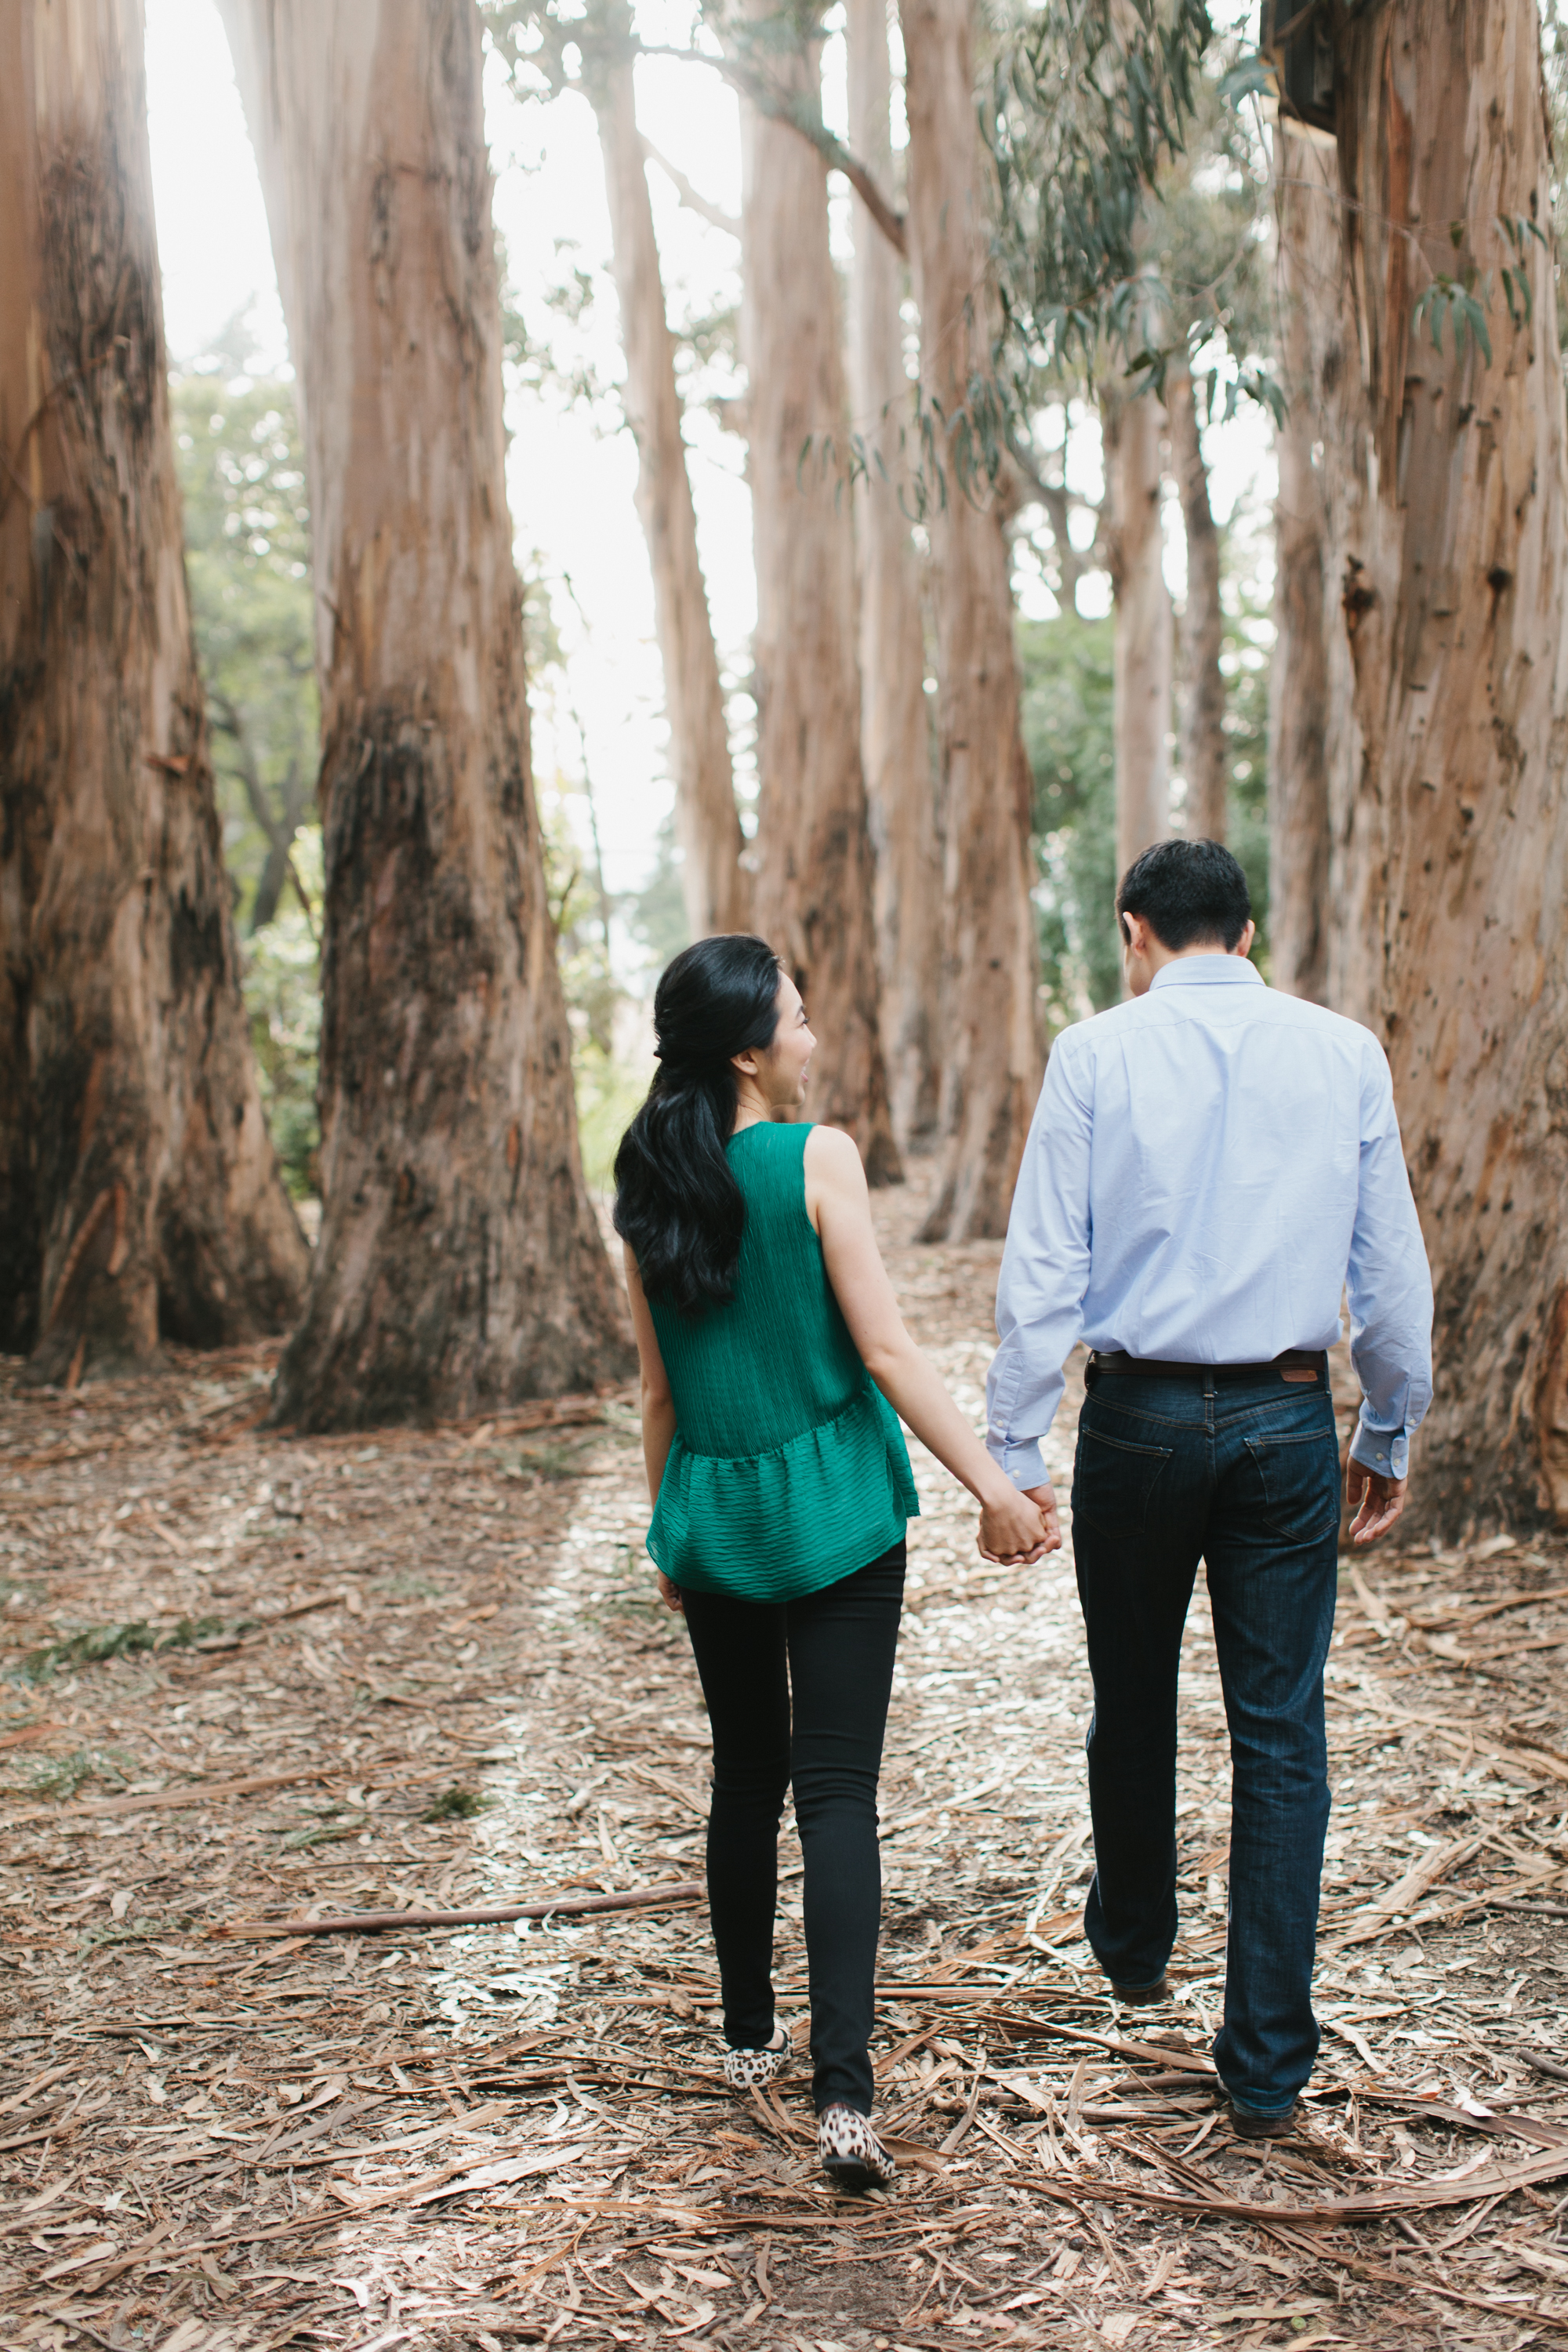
left=612, top=935, right=782, bottom=1318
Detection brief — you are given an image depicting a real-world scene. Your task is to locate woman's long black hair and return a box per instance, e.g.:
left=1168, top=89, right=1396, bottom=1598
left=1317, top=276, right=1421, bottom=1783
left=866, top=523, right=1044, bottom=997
left=612, top=934, right=782, bottom=1318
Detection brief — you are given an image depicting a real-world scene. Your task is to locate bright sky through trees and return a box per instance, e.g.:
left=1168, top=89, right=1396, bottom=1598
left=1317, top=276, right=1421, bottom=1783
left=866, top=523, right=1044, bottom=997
left=144, top=0, right=1274, bottom=906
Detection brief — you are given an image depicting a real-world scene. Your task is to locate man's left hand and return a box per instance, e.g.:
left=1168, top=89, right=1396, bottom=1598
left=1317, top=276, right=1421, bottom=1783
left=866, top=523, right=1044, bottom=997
left=1346, top=1461, right=1406, bottom=1545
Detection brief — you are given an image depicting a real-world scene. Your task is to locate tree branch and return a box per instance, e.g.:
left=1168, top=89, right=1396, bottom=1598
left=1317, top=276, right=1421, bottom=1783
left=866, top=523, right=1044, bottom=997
left=633, top=42, right=906, bottom=257
left=1006, top=449, right=1100, bottom=600
left=210, top=691, right=286, bottom=856
left=641, top=137, right=740, bottom=238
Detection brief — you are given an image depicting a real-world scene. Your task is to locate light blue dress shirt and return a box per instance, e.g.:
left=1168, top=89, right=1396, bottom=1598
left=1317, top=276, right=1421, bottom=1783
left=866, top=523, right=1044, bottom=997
left=986, top=955, right=1433, bottom=1490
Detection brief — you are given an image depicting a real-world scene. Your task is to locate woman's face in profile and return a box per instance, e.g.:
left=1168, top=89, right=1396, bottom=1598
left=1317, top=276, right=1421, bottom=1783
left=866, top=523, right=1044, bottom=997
left=739, top=971, right=815, bottom=1111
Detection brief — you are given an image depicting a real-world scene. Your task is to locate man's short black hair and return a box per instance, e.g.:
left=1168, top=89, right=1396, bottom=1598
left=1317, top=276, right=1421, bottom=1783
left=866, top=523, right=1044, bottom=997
left=1116, top=837, right=1252, bottom=953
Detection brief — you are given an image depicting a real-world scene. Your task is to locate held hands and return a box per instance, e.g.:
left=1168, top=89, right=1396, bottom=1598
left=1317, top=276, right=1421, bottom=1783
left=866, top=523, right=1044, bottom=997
left=978, top=1479, right=1062, bottom=1565
left=1345, top=1460, right=1406, bottom=1546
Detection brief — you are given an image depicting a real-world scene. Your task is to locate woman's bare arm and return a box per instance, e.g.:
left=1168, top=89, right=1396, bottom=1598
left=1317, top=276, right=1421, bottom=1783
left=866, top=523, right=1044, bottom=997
left=622, top=1247, right=684, bottom=1611
left=805, top=1127, right=1058, bottom=1564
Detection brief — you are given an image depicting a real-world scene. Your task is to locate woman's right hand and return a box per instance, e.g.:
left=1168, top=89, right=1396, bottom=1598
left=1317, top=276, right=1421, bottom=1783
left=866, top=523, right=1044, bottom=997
left=977, top=1481, right=1059, bottom=1564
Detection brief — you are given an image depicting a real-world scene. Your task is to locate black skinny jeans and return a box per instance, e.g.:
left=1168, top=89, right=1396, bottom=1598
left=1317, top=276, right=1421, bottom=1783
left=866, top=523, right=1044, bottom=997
left=680, top=1541, right=905, bottom=2115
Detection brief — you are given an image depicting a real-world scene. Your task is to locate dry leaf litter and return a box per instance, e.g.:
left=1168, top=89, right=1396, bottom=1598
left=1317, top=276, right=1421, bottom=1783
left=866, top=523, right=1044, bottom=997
left=3, top=1171, right=1568, bottom=2352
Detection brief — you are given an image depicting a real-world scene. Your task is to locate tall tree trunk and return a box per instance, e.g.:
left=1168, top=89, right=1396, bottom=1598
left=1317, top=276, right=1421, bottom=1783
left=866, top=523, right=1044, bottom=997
left=1165, top=364, right=1226, bottom=843
left=1267, top=125, right=1338, bottom=1003
left=847, top=0, right=942, bottom=1152
left=738, top=0, right=901, bottom=1180
left=585, top=15, right=747, bottom=941
left=216, top=0, right=631, bottom=1430
left=1319, top=0, right=1568, bottom=1530
left=0, top=0, right=307, bottom=1379
left=1102, top=375, right=1173, bottom=880
left=900, top=0, right=1041, bottom=1240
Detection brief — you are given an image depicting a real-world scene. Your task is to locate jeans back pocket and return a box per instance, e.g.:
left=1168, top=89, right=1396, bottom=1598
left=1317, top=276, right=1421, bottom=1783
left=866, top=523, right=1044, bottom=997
left=1073, top=1425, right=1175, bottom=1538
left=1241, top=1425, right=1341, bottom=1544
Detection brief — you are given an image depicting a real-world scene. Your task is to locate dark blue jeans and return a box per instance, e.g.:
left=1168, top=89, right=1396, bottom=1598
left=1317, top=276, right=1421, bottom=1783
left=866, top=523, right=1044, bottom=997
left=1071, top=1366, right=1341, bottom=2116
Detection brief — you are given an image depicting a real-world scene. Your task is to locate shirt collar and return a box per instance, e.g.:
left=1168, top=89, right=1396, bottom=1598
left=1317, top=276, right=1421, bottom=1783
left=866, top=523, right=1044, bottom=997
left=1149, top=954, right=1265, bottom=991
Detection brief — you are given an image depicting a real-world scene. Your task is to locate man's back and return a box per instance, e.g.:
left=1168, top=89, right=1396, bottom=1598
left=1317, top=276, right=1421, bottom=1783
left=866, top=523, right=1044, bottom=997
left=986, top=839, right=1435, bottom=2134
left=987, top=953, right=1432, bottom=1488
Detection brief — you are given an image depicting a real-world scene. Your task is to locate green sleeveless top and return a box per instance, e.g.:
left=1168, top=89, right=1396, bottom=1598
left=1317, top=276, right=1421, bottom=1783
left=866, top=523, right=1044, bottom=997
left=645, top=1120, right=918, bottom=1601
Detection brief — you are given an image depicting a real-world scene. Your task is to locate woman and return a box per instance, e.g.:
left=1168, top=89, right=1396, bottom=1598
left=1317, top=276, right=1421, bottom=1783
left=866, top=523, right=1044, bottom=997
left=614, top=935, right=1051, bottom=2192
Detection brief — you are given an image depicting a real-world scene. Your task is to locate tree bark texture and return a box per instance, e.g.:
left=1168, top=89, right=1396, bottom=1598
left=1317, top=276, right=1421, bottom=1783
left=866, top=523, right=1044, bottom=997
left=0, top=0, right=307, bottom=1377
left=217, top=0, right=631, bottom=1430
left=586, top=25, right=747, bottom=941
left=738, top=0, right=901, bottom=1181
left=1102, top=374, right=1172, bottom=884
left=847, top=0, right=942, bottom=1152
left=1319, top=0, right=1568, bottom=1529
left=1165, top=364, right=1226, bottom=844
left=900, top=0, right=1042, bottom=1239
left=1267, top=125, right=1338, bottom=1004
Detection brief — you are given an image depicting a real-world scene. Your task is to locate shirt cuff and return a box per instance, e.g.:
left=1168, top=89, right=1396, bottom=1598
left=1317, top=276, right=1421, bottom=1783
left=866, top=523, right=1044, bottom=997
left=993, top=1439, right=1049, bottom=1490
left=1350, top=1420, right=1409, bottom=1480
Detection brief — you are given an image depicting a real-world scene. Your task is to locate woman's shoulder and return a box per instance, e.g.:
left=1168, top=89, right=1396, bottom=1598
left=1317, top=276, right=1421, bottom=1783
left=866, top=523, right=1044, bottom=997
left=802, top=1123, right=866, bottom=1185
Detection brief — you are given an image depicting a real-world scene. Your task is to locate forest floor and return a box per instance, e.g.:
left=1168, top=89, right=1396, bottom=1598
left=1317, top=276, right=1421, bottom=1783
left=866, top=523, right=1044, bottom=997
left=4, top=1171, right=1568, bottom=2352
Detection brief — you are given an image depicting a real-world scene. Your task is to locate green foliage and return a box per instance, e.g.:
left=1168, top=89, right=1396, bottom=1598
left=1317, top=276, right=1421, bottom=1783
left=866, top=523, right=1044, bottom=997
left=422, top=1785, right=495, bottom=1821
left=1018, top=613, right=1123, bottom=1019
left=172, top=328, right=322, bottom=1199
left=985, top=0, right=1213, bottom=386
left=1017, top=508, right=1274, bottom=1027
left=1220, top=563, right=1272, bottom=968
left=626, top=814, right=694, bottom=973
left=171, top=331, right=318, bottom=932
left=20, top=1615, right=230, bottom=1683
left=241, top=852, right=324, bottom=1200
left=0, top=1745, right=136, bottom=1801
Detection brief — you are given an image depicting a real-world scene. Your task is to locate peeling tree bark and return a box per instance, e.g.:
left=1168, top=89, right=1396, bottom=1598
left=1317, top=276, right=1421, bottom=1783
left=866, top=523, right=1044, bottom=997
left=586, top=17, right=747, bottom=941
left=847, top=0, right=942, bottom=1151
left=1318, top=0, right=1568, bottom=1529
left=0, top=0, right=307, bottom=1378
left=1267, top=125, right=1338, bottom=1004
left=901, top=0, right=1041, bottom=1239
left=738, top=0, right=901, bottom=1181
left=1102, top=373, right=1172, bottom=881
left=217, top=0, right=631, bottom=1431
left=1165, top=364, right=1226, bottom=844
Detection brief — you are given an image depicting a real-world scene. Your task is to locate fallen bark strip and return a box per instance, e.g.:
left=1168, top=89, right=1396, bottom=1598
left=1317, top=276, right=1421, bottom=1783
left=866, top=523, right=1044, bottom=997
left=1034, top=2136, right=1568, bottom=2223
left=1348, top=2079, right=1568, bottom=2151
left=980, top=2012, right=1215, bottom=2078
left=0, top=1765, right=336, bottom=1830
left=215, top=1879, right=706, bottom=1939
left=1323, top=1831, right=1485, bottom=1953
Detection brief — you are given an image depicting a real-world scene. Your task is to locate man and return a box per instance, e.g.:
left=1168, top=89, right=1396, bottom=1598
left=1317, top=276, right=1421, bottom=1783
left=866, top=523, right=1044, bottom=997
left=986, top=839, right=1432, bottom=2137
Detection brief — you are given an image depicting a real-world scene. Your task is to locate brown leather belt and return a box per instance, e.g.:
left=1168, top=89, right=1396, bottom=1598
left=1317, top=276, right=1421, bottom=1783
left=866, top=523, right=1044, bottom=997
left=1087, top=1348, right=1327, bottom=1383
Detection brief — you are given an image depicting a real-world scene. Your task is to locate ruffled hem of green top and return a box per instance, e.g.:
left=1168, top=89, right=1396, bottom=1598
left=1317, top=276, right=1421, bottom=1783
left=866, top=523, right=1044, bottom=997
left=646, top=1380, right=919, bottom=1602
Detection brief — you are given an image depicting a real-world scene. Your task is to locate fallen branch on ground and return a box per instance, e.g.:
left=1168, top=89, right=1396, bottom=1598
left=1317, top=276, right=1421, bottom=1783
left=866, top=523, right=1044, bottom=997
left=1036, top=2136, right=1568, bottom=2223
left=215, top=1878, right=706, bottom=1939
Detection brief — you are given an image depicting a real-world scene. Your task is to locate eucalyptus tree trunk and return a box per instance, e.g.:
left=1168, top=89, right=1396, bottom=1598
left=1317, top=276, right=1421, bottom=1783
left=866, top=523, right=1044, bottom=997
left=1267, top=125, right=1337, bottom=1003
left=0, top=0, right=307, bottom=1379
left=1102, top=374, right=1172, bottom=880
left=1165, top=364, right=1226, bottom=843
left=217, top=0, right=630, bottom=1429
left=738, top=0, right=901, bottom=1181
left=847, top=0, right=942, bottom=1152
left=900, top=0, right=1041, bottom=1239
left=586, top=18, right=747, bottom=939
left=1319, top=0, right=1568, bottom=1530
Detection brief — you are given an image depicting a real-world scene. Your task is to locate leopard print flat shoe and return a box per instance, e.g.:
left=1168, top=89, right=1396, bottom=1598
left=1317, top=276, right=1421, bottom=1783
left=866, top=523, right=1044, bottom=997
left=722, top=2023, right=790, bottom=2090
left=817, top=2100, right=896, bottom=2191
